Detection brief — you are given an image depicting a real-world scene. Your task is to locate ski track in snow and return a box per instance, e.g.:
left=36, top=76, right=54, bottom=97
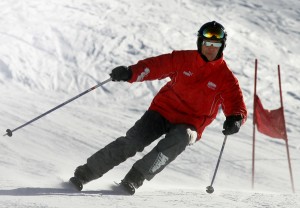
left=0, top=0, right=299, bottom=207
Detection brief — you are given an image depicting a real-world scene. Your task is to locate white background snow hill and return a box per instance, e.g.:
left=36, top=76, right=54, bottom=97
left=0, top=0, right=299, bottom=207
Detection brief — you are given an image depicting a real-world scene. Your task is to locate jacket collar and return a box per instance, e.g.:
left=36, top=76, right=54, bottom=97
left=209, top=54, right=224, bottom=66
left=199, top=53, right=224, bottom=66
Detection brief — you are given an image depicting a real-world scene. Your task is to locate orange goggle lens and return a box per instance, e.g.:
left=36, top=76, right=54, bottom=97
left=202, top=27, right=225, bottom=39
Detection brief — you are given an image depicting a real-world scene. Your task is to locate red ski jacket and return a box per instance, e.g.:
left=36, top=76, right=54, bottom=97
left=129, top=50, right=247, bottom=139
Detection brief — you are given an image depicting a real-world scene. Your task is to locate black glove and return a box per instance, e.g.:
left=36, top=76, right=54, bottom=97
left=110, top=66, right=132, bottom=81
left=222, top=115, right=243, bottom=135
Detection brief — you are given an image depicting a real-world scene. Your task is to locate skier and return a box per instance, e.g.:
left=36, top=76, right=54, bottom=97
left=70, top=21, right=248, bottom=194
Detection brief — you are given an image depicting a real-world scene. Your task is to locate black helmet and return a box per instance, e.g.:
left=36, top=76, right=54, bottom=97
left=197, top=21, right=227, bottom=61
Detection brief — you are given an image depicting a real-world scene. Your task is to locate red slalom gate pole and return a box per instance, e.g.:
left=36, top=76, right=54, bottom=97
left=278, top=65, right=295, bottom=193
left=252, top=59, right=258, bottom=189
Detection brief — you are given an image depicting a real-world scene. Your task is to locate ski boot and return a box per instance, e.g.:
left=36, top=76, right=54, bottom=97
left=120, top=167, right=145, bottom=195
left=69, top=176, right=83, bottom=191
left=69, top=164, right=96, bottom=191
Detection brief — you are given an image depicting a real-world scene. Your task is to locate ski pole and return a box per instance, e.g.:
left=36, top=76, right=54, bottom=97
left=206, top=135, right=228, bottom=194
left=3, top=77, right=112, bottom=137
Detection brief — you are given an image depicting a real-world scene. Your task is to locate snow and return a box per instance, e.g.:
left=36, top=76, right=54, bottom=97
left=0, top=0, right=299, bottom=207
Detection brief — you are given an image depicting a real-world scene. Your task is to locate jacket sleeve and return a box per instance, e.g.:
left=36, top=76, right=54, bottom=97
left=221, top=72, right=248, bottom=124
left=128, top=51, right=182, bottom=83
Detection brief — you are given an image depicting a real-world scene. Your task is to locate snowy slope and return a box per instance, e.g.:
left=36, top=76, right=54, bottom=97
left=0, top=0, right=299, bottom=207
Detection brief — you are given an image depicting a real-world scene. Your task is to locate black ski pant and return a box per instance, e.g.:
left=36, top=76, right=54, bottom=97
left=85, top=110, right=197, bottom=181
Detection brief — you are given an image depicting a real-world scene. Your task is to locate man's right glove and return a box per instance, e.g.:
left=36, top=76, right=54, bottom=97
left=110, top=66, right=132, bottom=81
left=222, top=115, right=243, bottom=135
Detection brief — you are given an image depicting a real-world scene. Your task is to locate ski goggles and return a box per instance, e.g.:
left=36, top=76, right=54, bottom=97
left=202, top=26, right=225, bottom=39
left=202, top=40, right=222, bottom=48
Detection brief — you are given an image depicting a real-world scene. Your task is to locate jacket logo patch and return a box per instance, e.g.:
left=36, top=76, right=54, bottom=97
left=149, top=152, right=169, bottom=173
left=207, top=81, right=217, bottom=90
left=183, top=71, right=193, bottom=77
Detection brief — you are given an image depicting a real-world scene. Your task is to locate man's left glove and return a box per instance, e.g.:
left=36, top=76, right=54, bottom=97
left=222, top=115, right=243, bottom=135
left=110, top=66, right=132, bottom=81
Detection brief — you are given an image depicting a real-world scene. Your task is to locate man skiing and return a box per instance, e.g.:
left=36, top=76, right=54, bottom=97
left=70, top=21, right=248, bottom=195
